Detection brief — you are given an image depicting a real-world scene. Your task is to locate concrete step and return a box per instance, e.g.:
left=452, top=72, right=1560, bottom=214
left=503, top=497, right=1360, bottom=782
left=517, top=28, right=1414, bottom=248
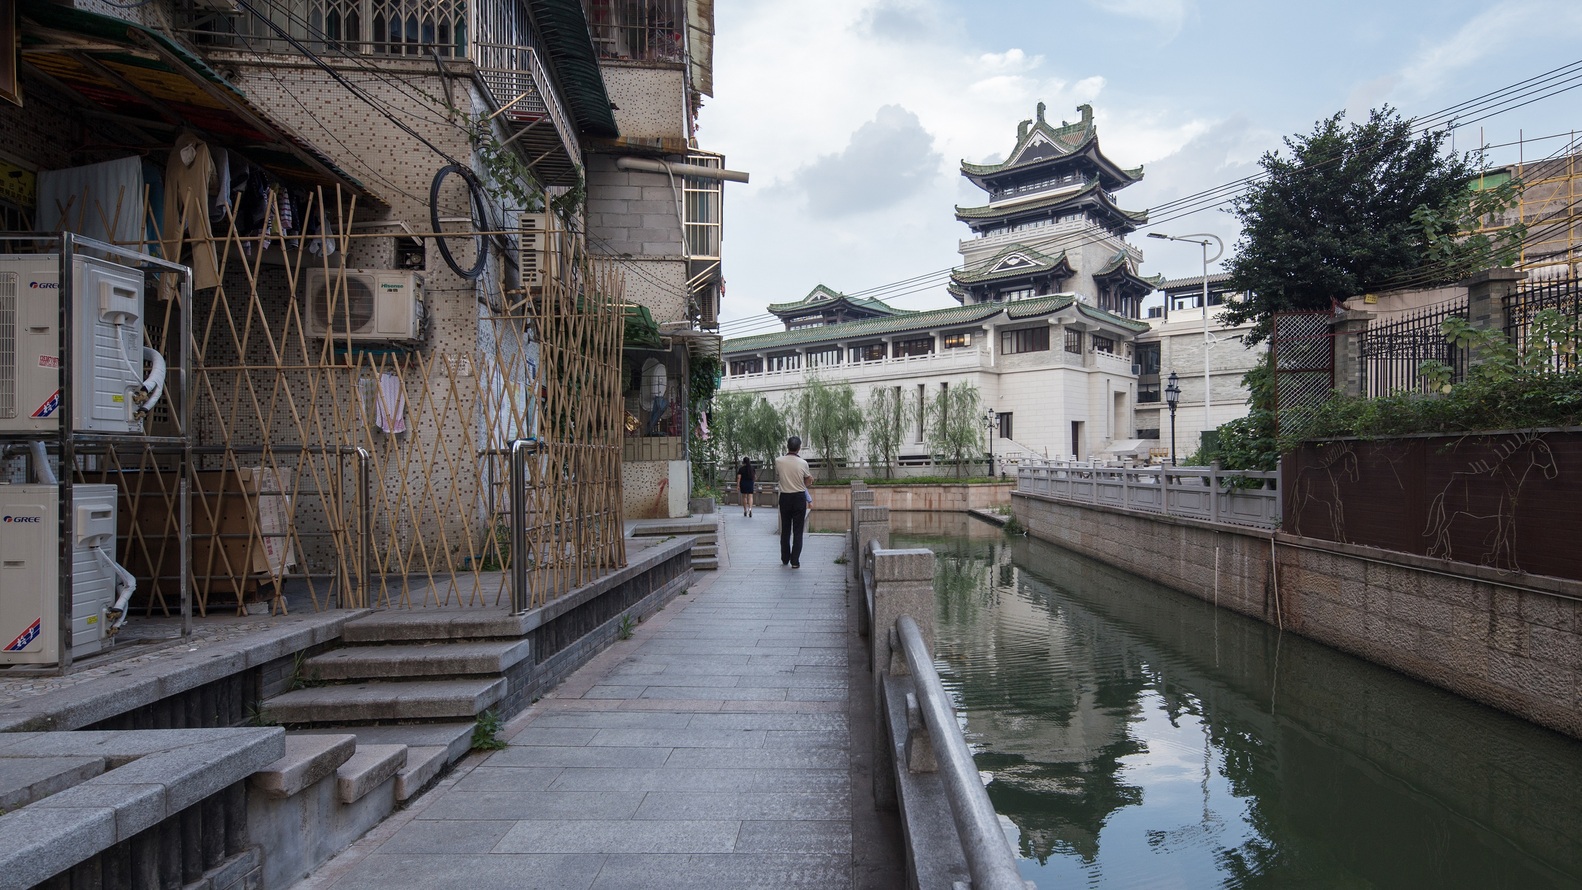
left=691, top=544, right=718, bottom=558
left=336, top=744, right=405, bottom=804
left=250, top=733, right=356, bottom=800
left=692, top=557, right=719, bottom=571
left=340, top=611, right=528, bottom=643
left=630, top=521, right=719, bottom=537
left=263, top=678, right=506, bottom=725
left=293, top=723, right=475, bottom=767
left=395, top=746, right=450, bottom=801
left=306, top=640, right=533, bottom=681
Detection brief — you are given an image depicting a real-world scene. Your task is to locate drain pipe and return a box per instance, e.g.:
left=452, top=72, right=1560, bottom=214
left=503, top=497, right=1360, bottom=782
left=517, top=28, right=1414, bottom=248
left=613, top=157, right=750, bottom=183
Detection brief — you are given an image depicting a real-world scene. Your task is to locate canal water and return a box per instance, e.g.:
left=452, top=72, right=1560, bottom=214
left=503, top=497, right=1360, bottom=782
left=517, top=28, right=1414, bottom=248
left=868, top=512, right=1582, bottom=889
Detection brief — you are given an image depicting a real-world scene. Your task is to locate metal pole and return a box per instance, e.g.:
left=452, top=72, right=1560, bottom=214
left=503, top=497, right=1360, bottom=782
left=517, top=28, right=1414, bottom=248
left=509, top=438, right=533, bottom=614
left=357, top=447, right=372, bottom=608
left=1170, top=405, right=1178, bottom=467
left=1202, top=241, right=1212, bottom=436
left=58, top=235, right=75, bottom=671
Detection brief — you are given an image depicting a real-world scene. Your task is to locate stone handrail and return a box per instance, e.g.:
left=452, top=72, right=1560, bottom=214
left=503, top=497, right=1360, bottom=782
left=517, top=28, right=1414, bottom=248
left=853, top=485, right=1031, bottom=890
left=1016, top=460, right=1280, bottom=529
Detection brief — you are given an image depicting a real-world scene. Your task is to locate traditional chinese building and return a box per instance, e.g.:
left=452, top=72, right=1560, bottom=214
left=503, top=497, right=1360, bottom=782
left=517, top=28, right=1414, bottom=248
left=951, top=103, right=1159, bottom=320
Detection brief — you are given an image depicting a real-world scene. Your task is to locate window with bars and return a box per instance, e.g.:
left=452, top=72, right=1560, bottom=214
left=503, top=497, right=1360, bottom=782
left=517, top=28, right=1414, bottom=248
left=1092, top=334, right=1115, bottom=354
left=583, top=0, right=684, bottom=62
left=684, top=153, right=723, bottom=260
left=850, top=342, right=887, bottom=363
left=766, top=352, right=800, bottom=372
left=728, top=357, right=762, bottom=376
left=942, top=331, right=973, bottom=349
left=806, top=346, right=842, bottom=368
left=1000, top=327, right=1049, bottom=355
left=893, top=337, right=934, bottom=357
left=1064, top=329, right=1083, bottom=354
left=217, top=0, right=469, bottom=56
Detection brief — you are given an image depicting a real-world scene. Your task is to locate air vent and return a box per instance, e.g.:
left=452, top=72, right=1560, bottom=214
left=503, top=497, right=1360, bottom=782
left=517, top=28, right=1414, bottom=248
left=310, top=275, right=377, bottom=334
left=0, top=272, right=14, bottom=419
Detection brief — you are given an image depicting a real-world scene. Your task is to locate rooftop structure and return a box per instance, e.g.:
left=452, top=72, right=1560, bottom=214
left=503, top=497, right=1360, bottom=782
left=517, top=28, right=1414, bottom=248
left=950, top=103, right=1160, bottom=318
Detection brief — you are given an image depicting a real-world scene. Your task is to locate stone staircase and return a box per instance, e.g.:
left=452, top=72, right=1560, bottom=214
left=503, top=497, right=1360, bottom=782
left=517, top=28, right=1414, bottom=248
left=258, top=610, right=535, bottom=806
left=629, top=517, right=720, bottom=570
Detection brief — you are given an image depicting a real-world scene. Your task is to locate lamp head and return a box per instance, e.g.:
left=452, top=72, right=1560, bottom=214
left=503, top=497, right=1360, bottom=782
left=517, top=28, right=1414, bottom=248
left=1164, top=371, right=1181, bottom=409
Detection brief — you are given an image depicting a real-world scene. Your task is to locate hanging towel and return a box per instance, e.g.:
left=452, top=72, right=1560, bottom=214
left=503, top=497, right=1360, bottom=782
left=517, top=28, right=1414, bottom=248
left=35, top=156, right=144, bottom=249
left=375, top=372, right=407, bottom=434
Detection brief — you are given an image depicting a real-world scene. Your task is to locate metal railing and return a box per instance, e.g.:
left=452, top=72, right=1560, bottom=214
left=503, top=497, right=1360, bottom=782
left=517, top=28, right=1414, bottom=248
left=1358, top=298, right=1469, bottom=397
left=855, top=494, right=1029, bottom=890
left=1017, top=460, right=1280, bottom=529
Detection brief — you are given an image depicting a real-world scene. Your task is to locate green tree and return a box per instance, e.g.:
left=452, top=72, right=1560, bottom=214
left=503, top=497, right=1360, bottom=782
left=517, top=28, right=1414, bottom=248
left=864, top=385, right=915, bottom=479
left=740, top=396, right=786, bottom=467
left=927, top=383, right=983, bottom=477
left=1224, top=106, right=1524, bottom=343
left=782, top=375, right=864, bottom=481
left=709, top=390, right=754, bottom=468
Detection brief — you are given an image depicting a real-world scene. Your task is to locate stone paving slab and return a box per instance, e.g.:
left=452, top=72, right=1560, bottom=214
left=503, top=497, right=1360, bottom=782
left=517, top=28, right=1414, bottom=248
left=295, top=517, right=891, bottom=890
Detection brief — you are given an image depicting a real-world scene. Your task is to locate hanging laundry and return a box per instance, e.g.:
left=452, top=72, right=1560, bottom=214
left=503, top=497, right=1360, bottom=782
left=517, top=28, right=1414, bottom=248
left=160, top=132, right=221, bottom=297
left=208, top=147, right=231, bottom=225
left=35, top=156, right=144, bottom=248
left=375, top=372, right=408, bottom=434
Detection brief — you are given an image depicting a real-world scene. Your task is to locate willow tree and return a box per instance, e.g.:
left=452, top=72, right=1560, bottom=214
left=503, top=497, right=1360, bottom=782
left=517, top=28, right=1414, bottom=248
left=709, top=390, right=754, bottom=468
left=740, top=396, right=786, bottom=467
left=782, top=375, right=864, bottom=481
left=864, top=386, right=915, bottom=479
left=927, top=383, right=983, bottom=477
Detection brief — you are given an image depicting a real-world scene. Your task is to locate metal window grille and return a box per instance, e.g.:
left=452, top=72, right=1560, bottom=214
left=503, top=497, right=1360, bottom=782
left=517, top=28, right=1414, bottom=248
left=1270, top=310, right=1335, bottom=435
left=1063, top=328, right=1082, bottom=354
left=583, top=0, right=684, bottom=62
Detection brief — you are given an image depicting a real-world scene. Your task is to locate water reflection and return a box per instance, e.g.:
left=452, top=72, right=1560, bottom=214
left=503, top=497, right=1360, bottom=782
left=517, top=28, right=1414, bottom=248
left=894, top=513, right=1582, bottom=889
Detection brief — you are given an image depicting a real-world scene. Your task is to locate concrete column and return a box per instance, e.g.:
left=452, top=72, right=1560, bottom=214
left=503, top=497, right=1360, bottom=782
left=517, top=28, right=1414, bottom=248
left=1330, top=310, right=1374, bottom=399
left=852, top=502, right=888, bottom=604
left=869, top=544, right=934, bottom=811
left=849, top=486, right=875, bottom=572
left=1464, top=267, right=1526, bottom=363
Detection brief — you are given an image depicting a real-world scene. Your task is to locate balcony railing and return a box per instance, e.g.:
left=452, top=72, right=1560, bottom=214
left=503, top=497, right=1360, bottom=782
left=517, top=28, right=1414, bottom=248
left=724, top=347, right=988, bottom=383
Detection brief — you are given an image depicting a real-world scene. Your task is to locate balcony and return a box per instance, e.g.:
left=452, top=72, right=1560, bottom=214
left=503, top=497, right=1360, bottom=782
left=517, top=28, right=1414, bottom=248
left=582, top=0, right=685, bottom=63
left=183, top=0, right=583, bottom=182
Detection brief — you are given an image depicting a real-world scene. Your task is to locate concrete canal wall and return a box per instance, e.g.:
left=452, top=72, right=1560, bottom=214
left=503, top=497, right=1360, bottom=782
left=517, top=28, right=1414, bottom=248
left=1012, top=490, right=1582, bottom=741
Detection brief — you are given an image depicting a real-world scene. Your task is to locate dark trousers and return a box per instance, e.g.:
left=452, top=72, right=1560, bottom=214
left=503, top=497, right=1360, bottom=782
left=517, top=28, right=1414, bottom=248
left=779, top=492, right=807, bottom=565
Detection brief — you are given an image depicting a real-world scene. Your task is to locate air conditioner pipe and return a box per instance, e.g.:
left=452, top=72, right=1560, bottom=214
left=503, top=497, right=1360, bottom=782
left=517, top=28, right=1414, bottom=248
left=29, top=442, right=58, bottom=485
left=95, top=547, right=137, bottom=633
left=614, top=157, right=750, bottom=183
left=140, top=347, right=168, bottom=415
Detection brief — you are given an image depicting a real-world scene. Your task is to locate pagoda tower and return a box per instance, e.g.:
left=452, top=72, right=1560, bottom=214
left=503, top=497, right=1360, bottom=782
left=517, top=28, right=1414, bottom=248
left=949, top=103, right=1158, bottom=318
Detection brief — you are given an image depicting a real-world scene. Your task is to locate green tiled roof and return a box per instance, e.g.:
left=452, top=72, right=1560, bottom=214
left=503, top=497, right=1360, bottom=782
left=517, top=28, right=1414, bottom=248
left=955, top=178, right=1149, bottom=224
left=724, top=292, right=1147, bottom=352
left=764, top=284, right=912, bottom=317
left=949, top=243, right=1070, bottom=285
left=959, top=103, right=1143, bottom=187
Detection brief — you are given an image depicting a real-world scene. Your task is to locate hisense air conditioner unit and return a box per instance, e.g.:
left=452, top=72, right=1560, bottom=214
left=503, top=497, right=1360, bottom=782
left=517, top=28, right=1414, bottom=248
left=304, top=268, right=424, bottom=342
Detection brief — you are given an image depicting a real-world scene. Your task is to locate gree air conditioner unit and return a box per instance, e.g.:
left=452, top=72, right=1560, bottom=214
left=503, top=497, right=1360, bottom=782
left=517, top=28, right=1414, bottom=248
left=518, top=214, right=559, bottom=292
left=0, top=484, right=118, bottom=665
left=0, top=254, right=158, bottom=434
left=303, top=269, right=424, bottom=342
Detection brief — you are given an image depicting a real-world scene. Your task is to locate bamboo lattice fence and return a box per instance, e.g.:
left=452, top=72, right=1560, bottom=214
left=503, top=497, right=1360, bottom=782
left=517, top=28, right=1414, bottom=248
left=25, top=182, right=625, bottom=616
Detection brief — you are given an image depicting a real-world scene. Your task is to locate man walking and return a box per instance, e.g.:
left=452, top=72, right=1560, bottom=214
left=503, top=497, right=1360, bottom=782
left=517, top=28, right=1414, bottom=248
left=775, top=436, right=814, bottom=568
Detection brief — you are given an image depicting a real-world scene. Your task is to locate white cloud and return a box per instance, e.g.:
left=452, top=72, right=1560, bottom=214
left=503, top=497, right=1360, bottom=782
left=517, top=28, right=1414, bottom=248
left=1396, top=1, right=1582, bottom=102
left=1084, top=0, right=1190, bottom=41
left=790, top=105, right=942, bottom=218
left=978, top=48, right=1044, bottom=74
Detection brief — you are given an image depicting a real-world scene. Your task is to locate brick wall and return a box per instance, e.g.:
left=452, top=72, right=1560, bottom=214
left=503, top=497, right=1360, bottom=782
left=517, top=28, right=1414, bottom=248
left=1013, top=490, right=1582, bottom=740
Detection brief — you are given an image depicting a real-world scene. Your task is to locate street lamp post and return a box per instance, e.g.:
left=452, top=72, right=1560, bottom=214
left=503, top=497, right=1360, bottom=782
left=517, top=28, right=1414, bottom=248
left=1164, top=371, right=1181, bottom=467
left=984, top=408, right=997, bottom=477
left=1147, top=231, right=1224, bottom=442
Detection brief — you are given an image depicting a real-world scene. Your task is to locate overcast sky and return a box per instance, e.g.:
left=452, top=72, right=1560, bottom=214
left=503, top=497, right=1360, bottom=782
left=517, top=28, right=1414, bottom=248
left=705, top=0, right=1582, bottom=337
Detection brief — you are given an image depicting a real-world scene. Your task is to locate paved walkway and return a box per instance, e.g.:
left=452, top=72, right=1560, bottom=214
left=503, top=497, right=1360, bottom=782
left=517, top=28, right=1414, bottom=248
left=300, top=510, right=900, bottom=889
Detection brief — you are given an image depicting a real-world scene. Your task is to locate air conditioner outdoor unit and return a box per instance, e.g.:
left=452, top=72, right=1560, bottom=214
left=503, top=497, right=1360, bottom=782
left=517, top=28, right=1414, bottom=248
left=0, top=254, right=157, bottom=434
left=303, top=268, right=424, bottom=342
left=0, top=484, right=118, bottom=665
left=519, top=213, right=559, bottom=292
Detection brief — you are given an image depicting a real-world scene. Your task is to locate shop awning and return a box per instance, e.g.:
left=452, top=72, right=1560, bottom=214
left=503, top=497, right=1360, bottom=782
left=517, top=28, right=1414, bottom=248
left=16, top=0, right=384, bottom=207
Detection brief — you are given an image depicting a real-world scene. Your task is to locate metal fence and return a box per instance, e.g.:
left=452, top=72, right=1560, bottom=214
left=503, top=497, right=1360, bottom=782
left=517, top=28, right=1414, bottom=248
left=1506, top=275, right=1582, bottom=372
left=1016, top=461, right=1280, bottom=530
left=1270, top=310, right=1334, bottom=435
left=1359, top=298, right=1469, bottom=397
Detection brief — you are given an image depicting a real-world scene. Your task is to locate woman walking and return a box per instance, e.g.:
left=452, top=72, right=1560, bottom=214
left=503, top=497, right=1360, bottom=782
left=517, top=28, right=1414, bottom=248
left=735, top=457, right=756, bottom=517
